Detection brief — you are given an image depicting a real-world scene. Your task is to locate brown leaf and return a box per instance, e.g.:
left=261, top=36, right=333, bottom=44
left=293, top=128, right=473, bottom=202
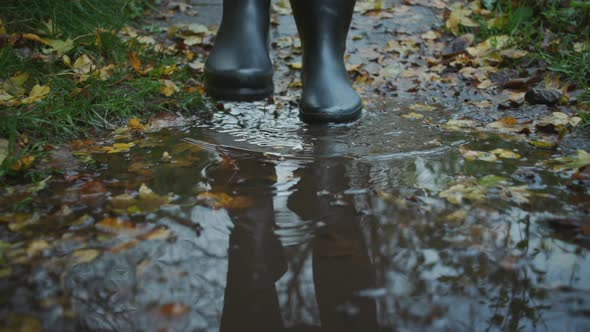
left=159, top=303, right=190, bottom=317
left=129, top=51, right=142, bottom=72
left=96, top=217, right=137, bottom=233
left=80, top=180, right=107, bottom=195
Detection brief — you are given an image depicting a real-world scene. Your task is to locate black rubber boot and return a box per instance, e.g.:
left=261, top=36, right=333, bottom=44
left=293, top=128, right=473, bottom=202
left=290, top=0, right=362, bottom=123
left=204, top=0, right=274, bottom=101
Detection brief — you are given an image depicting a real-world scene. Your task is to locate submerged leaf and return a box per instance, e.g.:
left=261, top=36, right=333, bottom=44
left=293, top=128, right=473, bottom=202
left=553, top=150, right=590, bottom=172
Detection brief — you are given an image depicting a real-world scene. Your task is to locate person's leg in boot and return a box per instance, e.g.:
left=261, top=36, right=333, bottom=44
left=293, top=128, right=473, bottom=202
left=290, top=0, right=362, bottom=123
left=204, top=0, right=274, bottom=101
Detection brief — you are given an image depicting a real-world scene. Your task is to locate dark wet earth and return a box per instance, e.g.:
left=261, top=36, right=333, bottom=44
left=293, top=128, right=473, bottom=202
left=2, top=1, right=590, bottom=331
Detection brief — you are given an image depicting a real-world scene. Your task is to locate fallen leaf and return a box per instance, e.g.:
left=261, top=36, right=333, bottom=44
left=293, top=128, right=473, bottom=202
left=96, top=217, right=137, bottom=233
left=553, top=150, right=590, bottom=172
left=80, top=180, right=107, bottom=195
left=443, top=119, right=478, bottom=131
left=100, top=142, right=135, bottom=153
left=159, top=80, right=178, bottom=97
left=160, top=303, right=190, bottom=317
left=129, top=51, right=142, bottom=72
left=128, top=118, right=145, bottom=131
left=10, top=155, right=35, bottom=171
left=197, top=192, right=254, bottom=210
left=0, top=138, right=8, bottom=165
left=491, top=148, right=521, bottom=159
left=21, top=85, right=50, bottom=104
left=440, top=183, right=486, bottom=204
left=459, top=147, right=498, bottom=162
left=402, top=112, right=424, bottom=120
left=71, top=249, right=100, bottom=265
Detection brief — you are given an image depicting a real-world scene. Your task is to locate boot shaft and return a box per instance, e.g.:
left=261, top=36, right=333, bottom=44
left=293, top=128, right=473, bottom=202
left=290, top=0, right=356, bottom=57
left=219, top=0, right=272, bottom=41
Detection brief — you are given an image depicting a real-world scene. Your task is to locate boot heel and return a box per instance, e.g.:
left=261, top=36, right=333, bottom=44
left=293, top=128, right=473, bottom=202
left=205, top=84, right=274, bottom=102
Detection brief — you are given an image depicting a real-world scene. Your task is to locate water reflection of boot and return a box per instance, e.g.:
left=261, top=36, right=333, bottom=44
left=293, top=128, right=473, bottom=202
left=290, top=0, right=362, bottom=123
left=288, top=141, right=378, bottom=331
left=218, top=160, right=286, bottom=332
left=204, top=0, right=274, bottom=101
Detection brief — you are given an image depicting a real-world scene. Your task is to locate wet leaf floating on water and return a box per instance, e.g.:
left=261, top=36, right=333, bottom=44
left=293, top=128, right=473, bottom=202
left=110, top=184, right=173, bottom=214
left=552, top=150, right=590, bottom=172
left=196, top=192, right=254, bottom=210
left=501, top=185, right=531, bottom=204
left=439, top=183, right=487, bottom=204
left=100, top=142, right=135, bottom=154
left=442, top=119, right=478, bottom=131
left=478, top=175, right=507, bottom=187
left=491, top=148, right=521, bottom=159
left=459, top=146, right=498, bottom=162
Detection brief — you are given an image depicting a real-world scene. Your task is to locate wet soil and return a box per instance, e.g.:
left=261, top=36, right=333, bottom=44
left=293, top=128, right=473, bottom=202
left=1, top=1, right=590, bottom=331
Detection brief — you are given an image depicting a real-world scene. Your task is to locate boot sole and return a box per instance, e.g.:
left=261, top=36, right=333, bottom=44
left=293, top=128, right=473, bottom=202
left=205, top=84, right=274, bottom=102
left=299, top=104, right=363, bottom=124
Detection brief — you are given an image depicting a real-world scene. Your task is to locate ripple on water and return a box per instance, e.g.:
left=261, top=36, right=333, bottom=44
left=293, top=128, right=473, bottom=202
left=192, top=99, right=471, bottom=161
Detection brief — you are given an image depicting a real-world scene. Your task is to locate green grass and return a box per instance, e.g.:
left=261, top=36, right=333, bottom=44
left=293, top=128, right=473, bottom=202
left=0, top=0, right=207, bottom=179
left=471, top=0, right=590, bottom=109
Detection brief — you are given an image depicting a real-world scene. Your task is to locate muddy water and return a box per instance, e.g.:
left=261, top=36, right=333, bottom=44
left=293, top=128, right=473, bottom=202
left=2, top=99, right=590, bottom=331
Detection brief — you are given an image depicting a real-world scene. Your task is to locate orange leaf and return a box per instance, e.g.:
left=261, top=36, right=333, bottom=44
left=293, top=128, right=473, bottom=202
left=129, top=51, right=142, bottom=72
left=159, top=303, right=190, bottom=317
left=498, top=117, right=518, bottom=126
left=96, top=217, right=137, bottom=233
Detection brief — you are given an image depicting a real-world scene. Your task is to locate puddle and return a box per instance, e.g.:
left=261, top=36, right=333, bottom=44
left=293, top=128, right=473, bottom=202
left=1, top=99, right=589, bottom=331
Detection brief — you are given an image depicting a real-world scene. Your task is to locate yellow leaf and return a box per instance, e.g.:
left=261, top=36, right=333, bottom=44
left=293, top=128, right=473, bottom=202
left=289, top=62, right=302, bottom=70
left=443, top=119, right=478, bottom=131
left=2, top=72, right=29, bottom=96
left=440, top=184, right=486, bottom=204
left=100, top=142, right=135, bottom=153
left=553, top=150, right=590, bottom=172
left=22, top=33, right=51, bottom=45
left=98, top=64, right=115, bottom=80
left=159, top=80, right=178, bottom=97
left=409, top=103, right=436, bottom=112
left=10, top=155, right=36, bottom=171
left=491, top=148, right=521, bottom=159
left=402, top=112, right=424, bottom=120
left=0, top=138, right=7, bottom=165
left=0, top=18, right=6, bottom=34
left=129, top=51, right=142, bottom=72
left=128, top=118, right=145, bottom=131
left=21, top=85, right=50, bottom=104
left=71, top=249, right=100, bottom=265
left=446, top=4, right=479, bottom=35
left=197, top=192, right=254, bottom=210
left=46, top=38, right=74, bottom=55
left=459, top=147, right=498, bottom=162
